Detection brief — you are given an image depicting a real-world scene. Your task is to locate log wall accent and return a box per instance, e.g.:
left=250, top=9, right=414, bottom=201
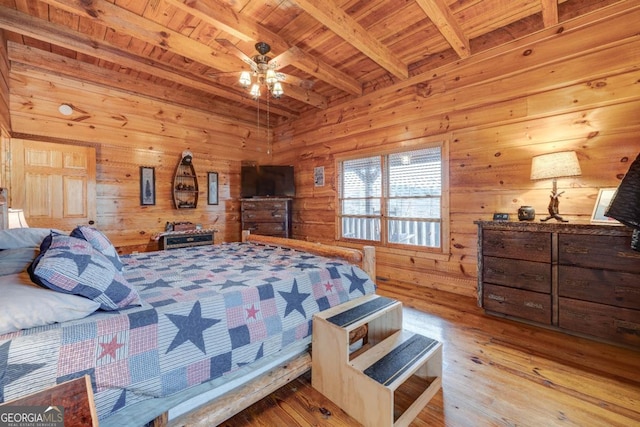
left=270, top=5, right=640, bottom=297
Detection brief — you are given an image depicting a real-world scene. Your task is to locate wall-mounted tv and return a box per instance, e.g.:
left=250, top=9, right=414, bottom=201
left=241, top=165, right=295, bottom=198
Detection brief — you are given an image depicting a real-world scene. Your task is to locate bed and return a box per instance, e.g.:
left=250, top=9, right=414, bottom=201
left=0, top=227, right=376, bottom=426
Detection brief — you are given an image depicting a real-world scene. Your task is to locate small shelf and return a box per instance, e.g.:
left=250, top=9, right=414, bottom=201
left=173, top=151, right=198, bottom=209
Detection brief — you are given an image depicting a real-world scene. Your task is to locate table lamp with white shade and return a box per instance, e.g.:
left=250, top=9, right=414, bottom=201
left=530, top=151, right=582, bottom=222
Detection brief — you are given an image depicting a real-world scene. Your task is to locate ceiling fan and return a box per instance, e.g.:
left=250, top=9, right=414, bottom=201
left=214, top=39, right=314, bottom=99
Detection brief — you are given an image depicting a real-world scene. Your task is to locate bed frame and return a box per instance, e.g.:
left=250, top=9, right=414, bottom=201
left=151, top=232, right=376, bottom=426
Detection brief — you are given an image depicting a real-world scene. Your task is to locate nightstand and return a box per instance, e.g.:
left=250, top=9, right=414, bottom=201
left=159, top=229, right=216, bottom=250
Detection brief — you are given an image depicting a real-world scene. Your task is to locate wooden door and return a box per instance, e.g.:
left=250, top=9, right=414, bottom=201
left=10, top=138, right=96, bottom=231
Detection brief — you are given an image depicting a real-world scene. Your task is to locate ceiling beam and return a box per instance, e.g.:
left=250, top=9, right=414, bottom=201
left=0, top=5, right=297, bottom=118
left=414, top=0, right=470, bottom=59
left=541, top=0, right=559, bottom=27
left=291, top=0, right=408, bottom=80
left=38, top=0, right=246, bottom=73
left=166, top=0, right=362, bottom=96
left=272, top=46, right=361, bottom=95
left=282, top=84, right=327, bottom=109
left=8, top=42, right=259, bottom=124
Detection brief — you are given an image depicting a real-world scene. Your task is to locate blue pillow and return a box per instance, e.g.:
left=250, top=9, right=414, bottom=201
left=70, top=226, right=123, bottom=270
left=29, top=234, right=140, bottom=311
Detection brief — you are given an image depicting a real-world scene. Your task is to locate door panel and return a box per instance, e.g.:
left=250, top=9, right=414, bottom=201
left=11, top=139, right=96, bottom=231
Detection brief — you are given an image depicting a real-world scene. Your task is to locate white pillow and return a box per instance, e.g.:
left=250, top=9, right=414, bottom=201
left=0, top=248, right=39, bottom=276
left=0, top=228, right=64, bottom=250
left=0, top=272, right=101, bottom=335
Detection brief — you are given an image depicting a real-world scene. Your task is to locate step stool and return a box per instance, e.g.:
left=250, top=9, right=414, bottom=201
left=312, top=294, right=442, bottom=427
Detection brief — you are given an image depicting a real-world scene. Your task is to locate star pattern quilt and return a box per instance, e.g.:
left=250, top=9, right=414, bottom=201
left=0, top=242, right=376, bottom=422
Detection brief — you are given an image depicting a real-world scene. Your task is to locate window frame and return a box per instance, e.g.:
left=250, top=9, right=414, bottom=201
left=336, top=137, right=449, bottom=255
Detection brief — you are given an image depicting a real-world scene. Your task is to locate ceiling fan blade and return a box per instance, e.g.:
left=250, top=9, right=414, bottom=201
left=276, top=72, right=314, bottom=90
left=216, top=39, right=256, bottom=69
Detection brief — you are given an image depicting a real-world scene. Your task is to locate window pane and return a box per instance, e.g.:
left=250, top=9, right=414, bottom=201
left=388, top=219, right=441, bottom=247
left=342, top=217, right=380, bottom=241
left=388, top=147, right=441, bottom=198
left=342, top=198, right=381, bottom=215
left=341, top=156, right=381, bottom=198
left=388, top=197, right=441, bottom=219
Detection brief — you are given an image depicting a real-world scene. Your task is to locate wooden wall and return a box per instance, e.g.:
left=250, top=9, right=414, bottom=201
left=6, top=42, right=273, bottom=251
left=3, top=5, right=640, bottom=298
left=271, top=4, right=640, bottom=297
left=0, top=30, right=10, bottom=188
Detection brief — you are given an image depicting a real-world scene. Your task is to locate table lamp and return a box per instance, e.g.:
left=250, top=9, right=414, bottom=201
left=8, top=208, right=29, bottom=228
left=530, top=151, right=582, bottom=222
left=605, top=153, right=640, bottom=251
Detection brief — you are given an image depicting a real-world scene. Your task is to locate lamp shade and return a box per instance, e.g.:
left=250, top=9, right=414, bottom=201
left=8, top=208, right=29, bottom=228
left=530, top=151, right=582, bottom=180
left=605, top=153, right=640, bottom=228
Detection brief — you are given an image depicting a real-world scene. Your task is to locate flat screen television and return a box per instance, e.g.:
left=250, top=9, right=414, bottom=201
left=241, top=165, right=295, bottom=198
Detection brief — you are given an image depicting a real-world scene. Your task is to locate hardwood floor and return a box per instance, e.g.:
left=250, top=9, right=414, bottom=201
left=222, top=282, right=640, bottom=426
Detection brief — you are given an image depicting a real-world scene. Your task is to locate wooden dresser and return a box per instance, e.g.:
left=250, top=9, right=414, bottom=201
left=475, top=221, right=640, bottom=349
left=241, top=198, right=292, bottom=238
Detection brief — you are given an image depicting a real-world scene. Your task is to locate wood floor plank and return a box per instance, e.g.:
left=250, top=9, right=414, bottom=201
left=222, top=283, right=640, bottom=426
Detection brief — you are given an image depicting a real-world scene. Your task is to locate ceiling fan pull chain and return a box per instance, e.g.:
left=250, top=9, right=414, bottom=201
left=267, top=94, right=272, bottom=156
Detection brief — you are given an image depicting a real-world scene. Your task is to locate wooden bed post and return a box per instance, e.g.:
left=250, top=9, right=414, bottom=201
left=241, top=231, right=376, bottom=283
left=362, top=245, right=376, bottom=281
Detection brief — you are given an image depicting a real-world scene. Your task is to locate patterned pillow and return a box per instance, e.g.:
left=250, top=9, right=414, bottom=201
left=29, top=234, right=140, bottom=311
left=70, top=226, right=123, bottom=270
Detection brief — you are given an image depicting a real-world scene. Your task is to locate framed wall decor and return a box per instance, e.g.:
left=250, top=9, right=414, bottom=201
left=590, top=187, right=620, bottom=224
left=140, top=166, right=156, bottom=206
left=314, top=166, right=325, bottom=187
left=208, top=172, right=219, bottom=205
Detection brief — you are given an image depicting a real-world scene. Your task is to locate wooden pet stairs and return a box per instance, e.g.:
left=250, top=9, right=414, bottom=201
left=312, top=294, right=442, bottom=427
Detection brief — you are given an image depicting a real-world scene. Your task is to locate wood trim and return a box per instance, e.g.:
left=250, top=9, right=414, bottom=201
left=167, top=353, right=312, bottom=427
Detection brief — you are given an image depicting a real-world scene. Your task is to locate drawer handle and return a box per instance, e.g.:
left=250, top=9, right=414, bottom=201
left=486, top=267, right=505, bottom=275
left=564, top=279, right=589, bottom=288
left=523, top=243, right=544, bottom=252
left=186, top=237, right=194, bottom=242
left=615, top=319, right=640, bottom=334
left=524, top=301, right=543, bottom=310
left=615, top=286, right=640, bottom=295
left=487, top=293, right=505, bottom=302
left=564, top=247, right=589, bottom=254
left=520, top=273, right=544, bottom=281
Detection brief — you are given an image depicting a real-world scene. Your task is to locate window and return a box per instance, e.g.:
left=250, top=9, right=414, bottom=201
left=338, top=143, right=447, bottom=251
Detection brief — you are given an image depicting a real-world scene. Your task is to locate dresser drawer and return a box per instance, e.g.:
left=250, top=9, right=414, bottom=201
left=558, top=234, right=640, bottom=274
left=559, top=297, right=640, bottom=348
left=242, top=200, right=289, bottom=211
left=482, top=230, right=551, bottom=263
left=483, top=284, right=552, bottom=324
left=243, top=221, right=287, bottom=237
left=483, top=256, right=551, bottom=293
left=558, top=265, right=640, bottom=309
left=242, top=209, right=288, bottom=223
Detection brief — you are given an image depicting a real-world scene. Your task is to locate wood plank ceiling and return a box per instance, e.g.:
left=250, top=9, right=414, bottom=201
left=0, top=0, right=622, bottom=124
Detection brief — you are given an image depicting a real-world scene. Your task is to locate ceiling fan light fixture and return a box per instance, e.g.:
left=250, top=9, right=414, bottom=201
left=265, top=69, right=277, bottom=86
left=271, top=81, right=284, bottom=99
left=249, top=83, right=261, bottom=99
left=239, top=71, right=252, bottom=88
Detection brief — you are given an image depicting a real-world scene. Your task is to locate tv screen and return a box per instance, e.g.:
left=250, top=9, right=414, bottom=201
left=241, top=165, right=295, bottom=198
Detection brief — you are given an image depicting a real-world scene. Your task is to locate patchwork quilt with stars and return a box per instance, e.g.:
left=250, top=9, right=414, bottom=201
left=0, top=242, right=376, bottom=422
